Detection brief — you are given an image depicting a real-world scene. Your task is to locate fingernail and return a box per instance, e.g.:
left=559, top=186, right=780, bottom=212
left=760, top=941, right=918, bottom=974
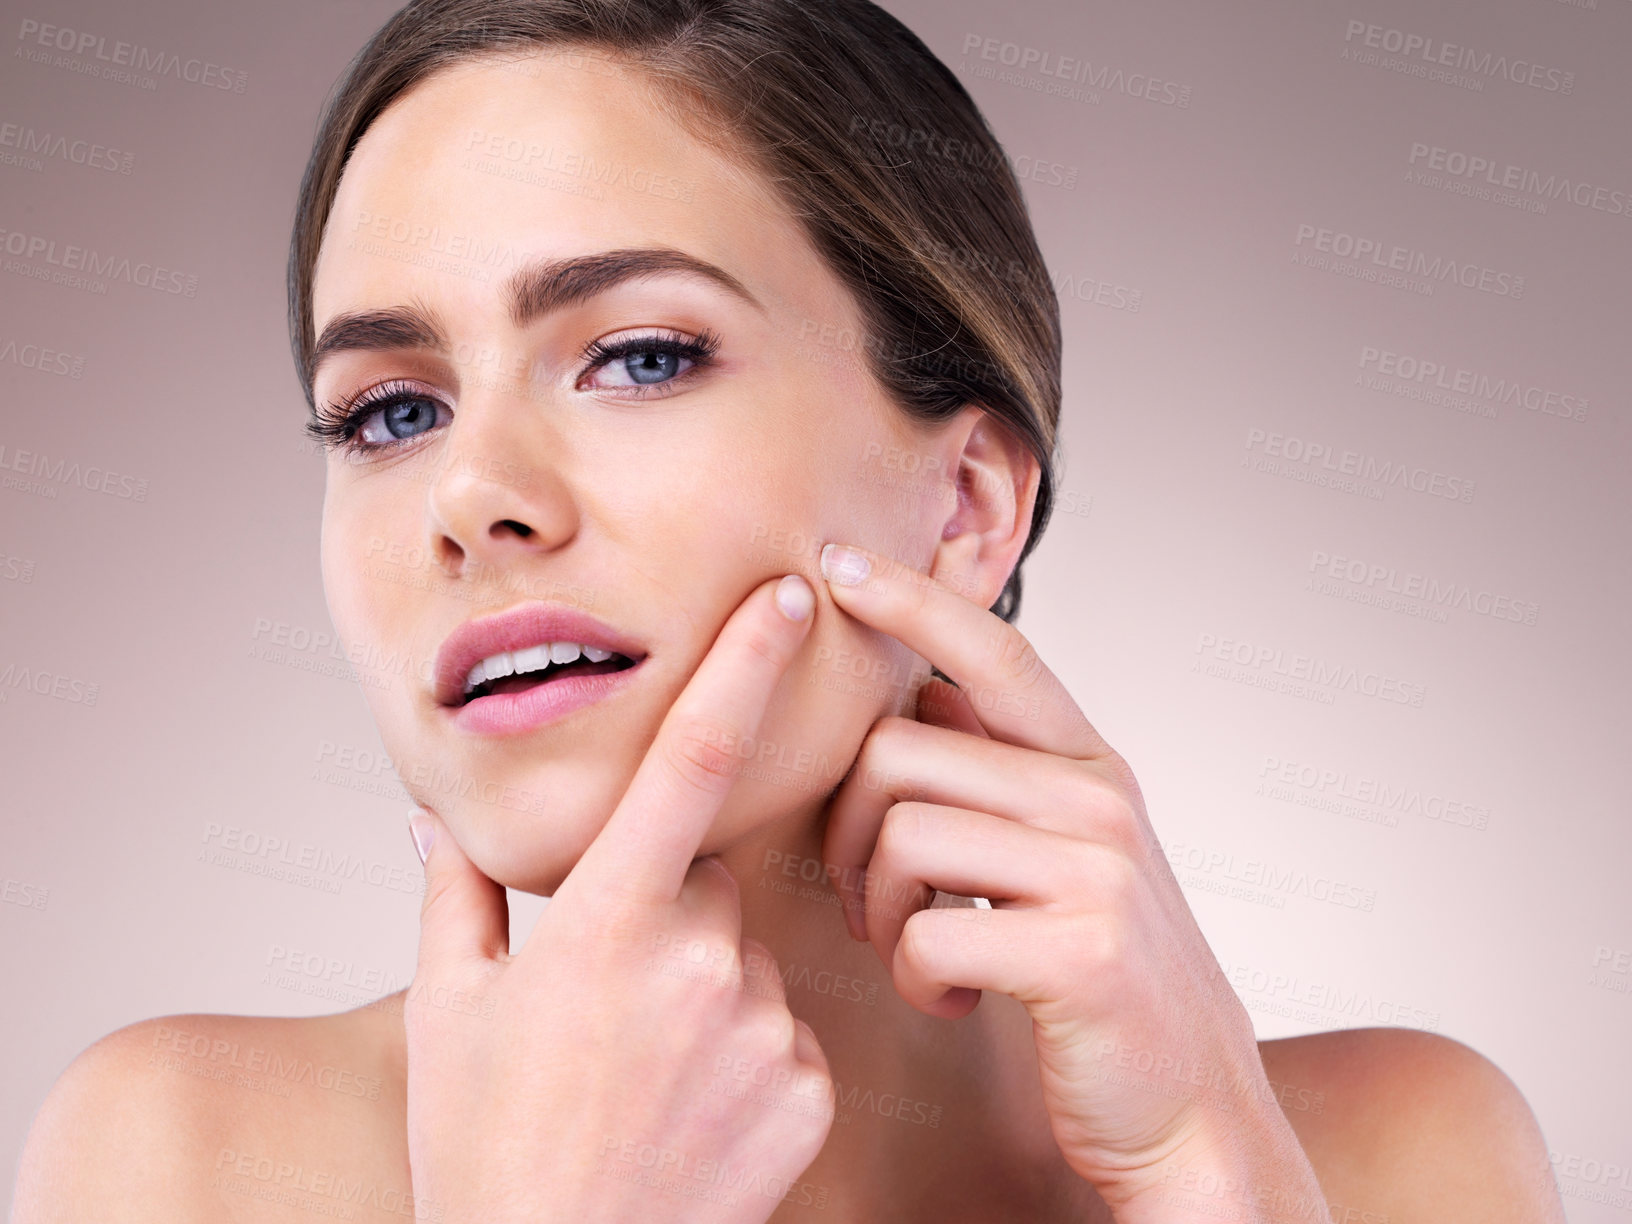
left=775, top=573, right=814, bottom=622
left=820, top=543, right=870, bottom=587
left=841, top=883, right=868, bottom=941
left=408, top=810, right=436, bottom=864
left=847, top=906, right=869, bottom=942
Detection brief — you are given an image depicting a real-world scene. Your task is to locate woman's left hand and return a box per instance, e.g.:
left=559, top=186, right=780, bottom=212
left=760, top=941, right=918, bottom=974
left=815, top=542, right=1324, bottom=1218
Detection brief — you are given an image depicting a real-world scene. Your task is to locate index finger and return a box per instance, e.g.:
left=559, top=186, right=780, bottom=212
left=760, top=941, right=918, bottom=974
left=569, top=572, right=817, bottom=904
left=819, top=542, right=1110, bottom=760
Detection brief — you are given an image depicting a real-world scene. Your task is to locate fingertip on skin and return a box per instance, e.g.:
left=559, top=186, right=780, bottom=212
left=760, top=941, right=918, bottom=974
left=820, top=542, right=871, bottom=587
left=775, top=573, right=815, bottom=622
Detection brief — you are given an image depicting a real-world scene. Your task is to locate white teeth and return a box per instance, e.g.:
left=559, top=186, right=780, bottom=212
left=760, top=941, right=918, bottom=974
left=512, top=644, right=550, bottom=673
left=463, top=642, right=624, bottom=695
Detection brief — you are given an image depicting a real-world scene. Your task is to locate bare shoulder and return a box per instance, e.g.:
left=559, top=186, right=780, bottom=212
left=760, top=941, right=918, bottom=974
left=1257, top=1026, right=1565, bottom=1223
left=12, top=993, right=413, bottom=1223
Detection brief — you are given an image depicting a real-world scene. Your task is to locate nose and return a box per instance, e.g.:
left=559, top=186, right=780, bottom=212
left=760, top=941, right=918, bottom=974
left=424, top=389, right=579, bottom=579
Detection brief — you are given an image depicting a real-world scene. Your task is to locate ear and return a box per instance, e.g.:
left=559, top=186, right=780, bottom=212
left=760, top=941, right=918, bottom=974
left=929, top=406, right=1040, bottom=610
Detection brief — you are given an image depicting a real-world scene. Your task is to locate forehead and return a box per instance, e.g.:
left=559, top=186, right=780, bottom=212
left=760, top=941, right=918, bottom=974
left=311, top=48, right=812, bottom=333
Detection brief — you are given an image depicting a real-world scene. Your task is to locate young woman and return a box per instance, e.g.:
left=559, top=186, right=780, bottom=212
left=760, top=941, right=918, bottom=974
left=15, top=1, right=1565, bottom=1219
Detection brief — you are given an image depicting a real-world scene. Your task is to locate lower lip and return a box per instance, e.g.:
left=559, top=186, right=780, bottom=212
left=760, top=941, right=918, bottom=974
left=445, top=660, right=645, bottom=736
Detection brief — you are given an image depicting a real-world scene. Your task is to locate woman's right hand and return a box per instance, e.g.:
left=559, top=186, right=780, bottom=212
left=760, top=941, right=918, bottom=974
left=402, top=573, right=836, bottom=1223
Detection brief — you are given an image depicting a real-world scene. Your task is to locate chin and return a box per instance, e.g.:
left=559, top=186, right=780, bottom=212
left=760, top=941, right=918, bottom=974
left=435, top=751, right=842, bottom=898
left=488, top=750, right=642, bottom=890
left=497, top=781, right=806, bottom=892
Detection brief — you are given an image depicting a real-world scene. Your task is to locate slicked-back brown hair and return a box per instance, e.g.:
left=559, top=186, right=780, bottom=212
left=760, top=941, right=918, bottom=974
left=288, top=0, right=1059, bottom=622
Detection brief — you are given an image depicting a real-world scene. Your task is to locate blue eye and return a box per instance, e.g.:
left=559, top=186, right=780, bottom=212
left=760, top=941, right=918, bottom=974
left=306, top=380, right=450, bottom=457
left=366, top=394, right=443, bottom=442
left=580, top=328, right=721, bottom=393
left=620, top=348, right=682, bottom=384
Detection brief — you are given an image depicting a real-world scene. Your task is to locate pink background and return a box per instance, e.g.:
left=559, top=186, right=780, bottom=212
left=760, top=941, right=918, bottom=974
left=2, top=0, right=1627, bottom=1214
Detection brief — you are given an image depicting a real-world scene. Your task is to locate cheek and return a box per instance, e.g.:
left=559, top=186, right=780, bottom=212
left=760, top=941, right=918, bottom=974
left=322, top=506, right=377, bottom=649
left=453, top=752, right=651, bottom=896
left=675, top=455, right=939, bottom=840
left=320, top=483, right=429, bottom=707
left=699, top=603, right=929, bottom=847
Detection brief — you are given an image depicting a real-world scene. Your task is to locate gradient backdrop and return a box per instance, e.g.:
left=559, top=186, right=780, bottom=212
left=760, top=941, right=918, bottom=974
left=2, top=0, right=1627, bottom=1215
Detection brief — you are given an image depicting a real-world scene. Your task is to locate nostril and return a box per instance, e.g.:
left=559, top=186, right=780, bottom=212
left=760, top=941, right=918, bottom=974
left=497, top=519, right=533, bottom=538
left=434, top=537, right=465, bottom=570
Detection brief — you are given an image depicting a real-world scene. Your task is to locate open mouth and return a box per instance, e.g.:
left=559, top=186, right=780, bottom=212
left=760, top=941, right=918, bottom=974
left=460, top=648, right=640, bottom=705
left=434, top=602, right=650, bottom=710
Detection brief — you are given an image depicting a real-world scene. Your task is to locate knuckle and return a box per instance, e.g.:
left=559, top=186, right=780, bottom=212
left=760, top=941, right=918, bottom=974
left=855, top=717, right=926, bottom=794
left=1094, top=846, right=1140, bottom=910
left=739, top=619, right=793, bottom=671
left=800, top=1067, right=836, bottom=1106
left=1104, top=795, right=1148, bottom=855
left=665, top=715, right=744, bottom=794
left=895, top=909, right=943, bottom=978
left=874, top=801, right=920, bottom=865
left=1077, top=770, right=1146, bottom=852
left=661, top=929, right=736, bottom=981
left=1100, top=749, right=1143, bottom=803
left=738, top=936, right=780, bottom=982
left=698, top=934, right=740, bottom=975
left=993, top=628, right=1044, bottom=689
left=741, top=1001, right=799, bottom=1057
left=905, top=569, right=936, bottom=618
left=875, top=713, right=922, bottom=742
left=1080, top=915, right=1129, bottom=979
left=584, top=890, right=652, bottom=941
left=866, top=714, right=921, bottom=751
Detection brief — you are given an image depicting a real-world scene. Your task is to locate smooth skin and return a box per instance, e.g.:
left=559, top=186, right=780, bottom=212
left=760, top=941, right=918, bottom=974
left=14, top=45, right=1565, bottom=1223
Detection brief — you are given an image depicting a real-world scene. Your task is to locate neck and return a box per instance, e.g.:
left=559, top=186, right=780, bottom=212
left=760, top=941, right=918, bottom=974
left=715, top=800, right=1110, bottom=1223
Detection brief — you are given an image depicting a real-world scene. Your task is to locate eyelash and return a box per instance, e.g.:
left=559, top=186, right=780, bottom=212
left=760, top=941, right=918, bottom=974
left=305, top=327, right=722, bottom=456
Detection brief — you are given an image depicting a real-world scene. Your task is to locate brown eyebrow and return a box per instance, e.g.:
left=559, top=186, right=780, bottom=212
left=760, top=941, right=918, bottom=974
left=309, top=246, right=762, bottom=385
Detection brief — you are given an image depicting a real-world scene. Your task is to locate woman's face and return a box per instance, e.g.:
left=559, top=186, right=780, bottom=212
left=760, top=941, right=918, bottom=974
left=310, top=49, right=984, bottom=894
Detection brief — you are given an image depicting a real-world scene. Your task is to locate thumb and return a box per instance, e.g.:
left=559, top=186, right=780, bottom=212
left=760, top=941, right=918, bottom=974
left=410, top=807, right=509, bottom=970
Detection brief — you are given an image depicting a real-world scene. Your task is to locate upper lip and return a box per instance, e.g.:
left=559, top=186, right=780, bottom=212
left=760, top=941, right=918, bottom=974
left=432, top=602, right=648, bottom=707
